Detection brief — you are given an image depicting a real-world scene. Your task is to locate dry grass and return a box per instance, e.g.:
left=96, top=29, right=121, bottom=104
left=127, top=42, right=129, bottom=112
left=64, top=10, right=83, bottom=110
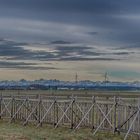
left=0, top=121, right=137, bottom=140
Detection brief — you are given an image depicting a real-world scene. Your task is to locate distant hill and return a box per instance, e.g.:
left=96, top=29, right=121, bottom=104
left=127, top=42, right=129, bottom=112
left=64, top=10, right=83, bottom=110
left=0, top=80, right=140, bottom=90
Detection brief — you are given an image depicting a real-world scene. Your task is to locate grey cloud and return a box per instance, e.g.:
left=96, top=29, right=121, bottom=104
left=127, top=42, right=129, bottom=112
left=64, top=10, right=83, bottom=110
left=59, top=57, right=119, bottom=61
left=1, top=0, right=139, bottom=16
left=0, top=40, right=28, bottom=56
left=0, top=39, right=132, bottom=62
left=0, top=39, right=54, bottom=60
left=113, top=43, right=140, bottom=50
left=0, top=0, right=119, bottom=15
left=0, top=61, right=58, bottom=70
left=112, top=52, right=134, bottom=55
left=50, top=40, right=72, bottom=45
left=54, top=45, right=101, bottom=57
left=0, top=0, right=140, bottom=48
left=0, top=40, right=124, bottom=62
left=88, top=32, right=98, bottom=36
left=54, top=45, right=134, bottom=57
left=55, top=46, right=91, bottom=52
left=0, top=61, right=35, bottom=66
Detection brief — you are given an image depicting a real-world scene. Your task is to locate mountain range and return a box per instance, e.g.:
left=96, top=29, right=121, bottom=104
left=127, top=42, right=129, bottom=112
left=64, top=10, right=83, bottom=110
left=0, top=79, right=140, bottom=90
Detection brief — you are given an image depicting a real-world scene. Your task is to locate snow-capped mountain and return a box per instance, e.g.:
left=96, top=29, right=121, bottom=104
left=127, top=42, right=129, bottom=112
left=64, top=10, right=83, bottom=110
left=0, top=79, right=140, bottom=90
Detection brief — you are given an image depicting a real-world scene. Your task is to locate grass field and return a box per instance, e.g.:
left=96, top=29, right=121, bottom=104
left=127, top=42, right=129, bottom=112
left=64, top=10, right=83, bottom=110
left=0, top=89, right=140, bottom=98
left=0, top=121, right=137, bottom=140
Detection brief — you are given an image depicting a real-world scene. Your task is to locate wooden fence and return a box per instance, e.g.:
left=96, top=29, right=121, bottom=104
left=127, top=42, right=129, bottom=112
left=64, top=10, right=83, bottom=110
left=0, top=95, right=140, bottom=140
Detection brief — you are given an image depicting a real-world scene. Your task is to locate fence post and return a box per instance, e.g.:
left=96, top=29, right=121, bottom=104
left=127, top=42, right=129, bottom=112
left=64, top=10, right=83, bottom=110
left=105, top=97, right=109, bottom=128
left=35, top=94, right=39, bottom=122
left=92, top=96, right=95, bottom=130
left=38, top=94, right=41, bottom=125
left=53, top=96, right=57, bottom=127
left=0, top=93, right=2, bottom=119
left=53, top=97, right=59, bottom=128
left=114, top=96, right=117, bottom=134
left=11, top=96, right=15, bottom=122
left=138, top=98, right=140, bottom=139
left=71, top=96, right=75, bottom=129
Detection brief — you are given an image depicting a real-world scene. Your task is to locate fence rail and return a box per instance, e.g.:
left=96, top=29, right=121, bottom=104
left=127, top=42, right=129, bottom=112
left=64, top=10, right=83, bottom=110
left=0, top=95, right=140, bottom=140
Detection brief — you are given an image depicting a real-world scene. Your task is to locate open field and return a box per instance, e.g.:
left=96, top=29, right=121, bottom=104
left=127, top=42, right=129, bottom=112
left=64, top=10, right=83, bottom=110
left=0, top=121, right=137, bottom=140
left=0, top=90, right=139, bottom=140
left=0, top=89, right=140, bottom=98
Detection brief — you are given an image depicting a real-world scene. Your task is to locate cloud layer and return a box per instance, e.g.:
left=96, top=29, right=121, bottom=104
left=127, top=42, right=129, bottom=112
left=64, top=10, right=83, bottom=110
left=0, top=39, right=138, bottom=63
left=0, top=0, right=140, bottom=81
left=0, top=0, right=140, bottom=46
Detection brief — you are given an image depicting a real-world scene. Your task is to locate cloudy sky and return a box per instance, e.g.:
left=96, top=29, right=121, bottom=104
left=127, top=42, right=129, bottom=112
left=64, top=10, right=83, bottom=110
left=0, top=0, right=140, bottom=81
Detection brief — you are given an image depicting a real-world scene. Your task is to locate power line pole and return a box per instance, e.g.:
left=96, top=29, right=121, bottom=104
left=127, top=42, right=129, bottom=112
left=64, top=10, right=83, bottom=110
left=75, top=73, right=78, bottom=83
left=104, top=72, right=108, bottom=82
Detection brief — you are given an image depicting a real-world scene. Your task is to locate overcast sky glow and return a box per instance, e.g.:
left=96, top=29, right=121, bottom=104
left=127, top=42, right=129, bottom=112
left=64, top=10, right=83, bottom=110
left=0, top=0, right=140, bottom=81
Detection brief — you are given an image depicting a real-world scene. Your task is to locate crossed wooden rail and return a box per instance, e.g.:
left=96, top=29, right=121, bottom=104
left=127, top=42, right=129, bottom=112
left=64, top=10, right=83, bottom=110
left=0, top=95, right=139, bottom=140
